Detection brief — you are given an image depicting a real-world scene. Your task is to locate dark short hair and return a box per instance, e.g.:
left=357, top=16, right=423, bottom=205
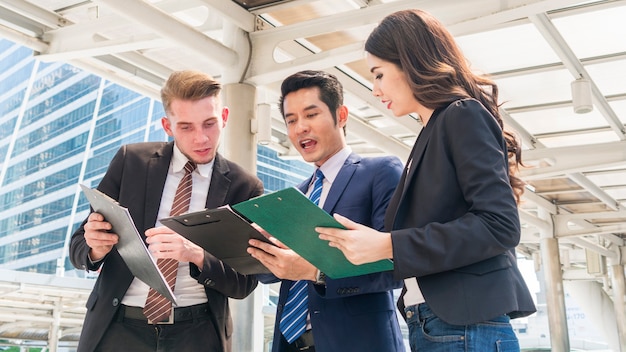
left=278, top=70, right=344, bottom=124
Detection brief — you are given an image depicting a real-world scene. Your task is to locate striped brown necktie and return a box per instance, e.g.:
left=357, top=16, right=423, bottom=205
left=143, top=160, right=196, bottom=323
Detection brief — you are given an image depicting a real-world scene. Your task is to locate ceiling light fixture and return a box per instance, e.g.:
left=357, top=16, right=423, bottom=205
left=571, top=78, right=593, bottom=114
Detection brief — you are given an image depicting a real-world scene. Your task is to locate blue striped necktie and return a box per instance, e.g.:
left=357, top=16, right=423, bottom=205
left=279, top=169, right=324, bottom=343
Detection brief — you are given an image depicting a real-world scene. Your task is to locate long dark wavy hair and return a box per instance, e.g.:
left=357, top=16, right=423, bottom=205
left=365, top=9, right=525, bottom=203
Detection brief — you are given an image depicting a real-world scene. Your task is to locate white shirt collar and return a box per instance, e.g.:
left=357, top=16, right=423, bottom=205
left=317, top=146, right=352, bottom=183
left=172, top=144, right=214, bottom=177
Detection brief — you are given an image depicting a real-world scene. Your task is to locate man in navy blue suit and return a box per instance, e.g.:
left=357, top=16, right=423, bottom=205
left=248, top=70, right=405, bottom=352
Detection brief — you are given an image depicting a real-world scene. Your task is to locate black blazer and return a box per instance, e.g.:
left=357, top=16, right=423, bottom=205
left=385, top=99, right=536, bottom=325
left=70, top=142, right=263, bottom=352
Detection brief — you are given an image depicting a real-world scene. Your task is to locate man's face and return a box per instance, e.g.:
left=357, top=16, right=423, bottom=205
left=161, top=95, right=228, bottom=165
left=283, top=87, right=347, bottom=167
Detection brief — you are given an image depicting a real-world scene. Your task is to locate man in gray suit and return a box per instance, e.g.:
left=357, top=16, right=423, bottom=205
left=70, top=70, right=262, bottom=352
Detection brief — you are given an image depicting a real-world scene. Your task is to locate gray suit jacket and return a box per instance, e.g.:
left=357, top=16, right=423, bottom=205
left=70, top=141, right=263, bottom=352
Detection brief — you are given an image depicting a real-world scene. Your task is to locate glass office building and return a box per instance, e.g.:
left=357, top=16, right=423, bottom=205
left=0, top=37, right=313, bottom=277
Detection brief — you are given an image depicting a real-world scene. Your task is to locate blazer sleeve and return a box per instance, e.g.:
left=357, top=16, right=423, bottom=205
left=391, top=100, right=521, bottom=279
left=69, top=145, right=127, bottom=271
left=314, top=156, right=403, bottom=298
left=191, top=173, right=263, bottom=299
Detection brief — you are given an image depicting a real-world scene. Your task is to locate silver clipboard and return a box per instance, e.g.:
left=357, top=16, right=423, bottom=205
left=80, top=184, right=177, bottom=305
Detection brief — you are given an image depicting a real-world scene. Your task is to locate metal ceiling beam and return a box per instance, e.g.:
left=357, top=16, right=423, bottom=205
left=529, top=12, right=626, bottom=139
left=555, top=208, right=626, bottom=223
left=247, top=41, right=366, bottom=86
left=247, top=0, right=595, bottom=84
left=109, top=51, right=172, bottom=81
left=562, top=237, right=619, bottom=259
left=0, top=22, right=48, bottom=52
left=198, top=0, right=257, bottom=32
left=247, top=0, right=423, bottom=82
left=568, top=173, right=620, bottom=211
left=520, top=208, right=552, bottom=233
left=0, top=0, right=68, bottom=30
left=248, top=0, right=321, bottom=14
left=520, top=140, right=626, bottom=179
left=96, top=0, right=238, bottom=69
left=346, top=114, right=410, bottom=160
left=329, top=67, right=419, bottom=137
left=500, top=108, right=538, bottom=148
left=522, top=189, right=559, bottom=213
left=38, top=33, right=168, bottom=62
left=70, top=57, right=162, bottom=100
left=446, top=0, right=599, bottom=35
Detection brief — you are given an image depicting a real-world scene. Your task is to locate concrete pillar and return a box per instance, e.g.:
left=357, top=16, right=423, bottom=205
left=48, top=300, right=60, bottom=352
left=565, top=280, right=620, bottom=350
left=222, top=83, right=258, bottom=171
left=538, top=209, right=570, bottom=351
left=222, top=82, right=264, bottom=352
left=609, top=255, right=626, bottom=351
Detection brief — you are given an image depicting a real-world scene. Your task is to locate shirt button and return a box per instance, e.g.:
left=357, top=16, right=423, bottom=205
left=406, top=310, right=414, bottom=319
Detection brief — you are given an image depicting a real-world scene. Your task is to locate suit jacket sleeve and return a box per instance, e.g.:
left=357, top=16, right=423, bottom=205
left=69, top=145, right=128, bottom=272
left=314, top=156, right=403, bottom=298
left=191, top=168, right=264, bottom=299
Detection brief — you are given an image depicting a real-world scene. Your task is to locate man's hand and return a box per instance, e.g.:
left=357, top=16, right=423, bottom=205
left=145, top=226, right=204, bottom=267
left=248, top=238, right=317, bottom=281
left=83, top=212, right=118, bottom=261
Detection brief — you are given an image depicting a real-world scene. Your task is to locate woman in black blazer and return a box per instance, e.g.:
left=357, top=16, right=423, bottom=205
left=318, top=9, right=536, bottom=352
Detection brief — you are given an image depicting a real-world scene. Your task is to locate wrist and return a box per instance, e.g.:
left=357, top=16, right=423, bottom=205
left=192, top=249, right=205, bottom=268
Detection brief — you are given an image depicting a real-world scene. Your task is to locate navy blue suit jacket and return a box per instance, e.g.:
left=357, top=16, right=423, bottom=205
left=269, top=153, right=405, bottom=352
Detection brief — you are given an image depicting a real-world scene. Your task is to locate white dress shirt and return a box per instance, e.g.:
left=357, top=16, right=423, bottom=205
left=122, top=144, right=213, bottom=307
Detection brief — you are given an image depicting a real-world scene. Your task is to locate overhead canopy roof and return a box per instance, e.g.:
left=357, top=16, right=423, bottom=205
left=0, top=0, right=625, bottom=346
left=0, top=269, right=92, bottom=346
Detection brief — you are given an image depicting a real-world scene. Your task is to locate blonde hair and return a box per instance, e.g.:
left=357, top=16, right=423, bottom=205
left=161, top=70, right=221, bottom=115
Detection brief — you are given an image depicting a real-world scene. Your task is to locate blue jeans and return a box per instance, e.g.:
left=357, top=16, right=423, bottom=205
left=405, top=303, right=520, bottom=352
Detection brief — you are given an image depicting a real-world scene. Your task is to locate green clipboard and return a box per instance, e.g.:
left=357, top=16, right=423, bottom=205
left=232, top=187, right=393, bottom=279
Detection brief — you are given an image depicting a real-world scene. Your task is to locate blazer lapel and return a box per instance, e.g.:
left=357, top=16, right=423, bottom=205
left=206, top=153, right=231, bottom=209
left=403, top=127, right=432, bottom=192
left=322, top=153, right=359, bottom=214
left=386, top=112, right=440, bottom=229
left=144, top=142, right=173, bottom=232
left=298, top=176, right=311, bottom=195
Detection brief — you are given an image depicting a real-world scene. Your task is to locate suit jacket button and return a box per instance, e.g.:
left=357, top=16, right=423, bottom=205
left=112, top=298, right=119, bottom=306
left=204, top=279, right=215, bottom=286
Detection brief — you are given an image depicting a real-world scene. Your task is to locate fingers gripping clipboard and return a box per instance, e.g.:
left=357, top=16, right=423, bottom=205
left=160, top=205, right=273, bottom=275
left=80, top=184, right=177, bottom=305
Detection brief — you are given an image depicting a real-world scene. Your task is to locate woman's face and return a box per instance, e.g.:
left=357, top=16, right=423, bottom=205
left=366, top=52, right=429, bottom=120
